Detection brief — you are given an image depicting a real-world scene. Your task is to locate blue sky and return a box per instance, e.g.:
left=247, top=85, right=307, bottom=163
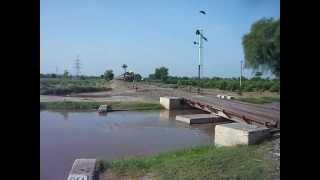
left=40, top=0, right=279, bottom=78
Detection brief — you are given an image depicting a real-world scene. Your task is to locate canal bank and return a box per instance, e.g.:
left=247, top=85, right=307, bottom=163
left=98, top=140, right=279, bottom=180
left=40, top=101, right=163, bottom=111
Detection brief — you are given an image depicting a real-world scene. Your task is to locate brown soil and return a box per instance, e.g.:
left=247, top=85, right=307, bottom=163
left=40, top=80, right=279, bottom=105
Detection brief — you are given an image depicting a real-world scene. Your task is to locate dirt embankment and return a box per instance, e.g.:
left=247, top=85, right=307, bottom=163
left=40, top=80, right=280, bottom=110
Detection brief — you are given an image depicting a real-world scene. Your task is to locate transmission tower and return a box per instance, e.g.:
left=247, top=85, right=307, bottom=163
left=75, top=55, right=81, bottom=77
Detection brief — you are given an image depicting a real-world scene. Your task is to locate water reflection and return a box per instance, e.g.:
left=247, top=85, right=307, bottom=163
left=41, top=110, right=215, bottom=180
left=159, top=109, right=209, bottom=120
left=57, top=110, right=69, bottom=121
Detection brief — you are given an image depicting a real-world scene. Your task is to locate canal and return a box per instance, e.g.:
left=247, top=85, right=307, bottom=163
left=40, top=109, right=215, bottom=180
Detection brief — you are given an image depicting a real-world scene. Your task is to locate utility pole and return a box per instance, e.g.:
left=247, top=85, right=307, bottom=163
left=240, top=60, right=243, bottom=95
left=194, top=29, right=207, bottom=94
left=198, top=29, right=203, bottom=80
left=75, top=55, right=81, bottom=78
left=122, top=64, right=128, bottom=79
left=193, top=10, right=207, bottom=94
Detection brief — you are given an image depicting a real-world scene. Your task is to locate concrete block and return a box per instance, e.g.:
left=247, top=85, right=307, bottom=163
left=67, top=159, right=98, bottom=180
left=98, top=105, right=108, bottom=113
left=160, top=97, right=183, bottom=110
left=226, top=96, right=234, bottom=100
left=159, top=110, right=176, bottom=120
left=176, top=114, right=229, bottom=124
left=215, top=123, right=270, bottom=146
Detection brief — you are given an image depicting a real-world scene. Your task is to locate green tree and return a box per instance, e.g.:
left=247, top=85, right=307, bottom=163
left=242, top=18, right=280, bottom=78
left=79, top=75, right=86, bottom=80
left=104, top=70, right=114, bottom=80
left=154, top=67, right=169, bottom=81
left=255, top=72, right=263, bottom=77
left=252, top=72, right=263, bottom=81
left=63, top=70, right=69, bottom=78
left=134, top=74, right=142, bottom=81
left=148, top=74, right=156, bottom=80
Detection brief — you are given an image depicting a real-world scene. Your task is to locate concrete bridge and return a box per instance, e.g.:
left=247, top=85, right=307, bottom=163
left=183, top=96, right=280, bottom=129
left=160, top=96, right=280, bottom=129
left=160, top=96, right=279, bottom=146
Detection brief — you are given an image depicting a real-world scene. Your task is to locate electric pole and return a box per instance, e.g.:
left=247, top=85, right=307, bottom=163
left=198, top=29, right=203, bottom=80
left=193, top=10, right=207, bottom=94
left=240, top=60, right=243, bottom=95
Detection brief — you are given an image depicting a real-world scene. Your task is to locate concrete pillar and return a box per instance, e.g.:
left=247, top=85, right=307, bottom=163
left=160, top=97, right=184, bottom=110
left=215, top=123, right=270, bottom=146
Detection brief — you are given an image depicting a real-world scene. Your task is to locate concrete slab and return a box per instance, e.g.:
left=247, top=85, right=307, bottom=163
left=215, top=123, right=270, bottom=146
left=176, top=114, right=231, bottom=124
left=67, top=159, right=98, bottom=180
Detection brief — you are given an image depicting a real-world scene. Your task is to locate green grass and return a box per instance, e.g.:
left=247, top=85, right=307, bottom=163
left=40, top=101, right=163, bottom=110
left=40, top=78, right=110, bottom=95
left=238, top=96, right=280, bottom=104
left=100, top=143, right=276, bottom=180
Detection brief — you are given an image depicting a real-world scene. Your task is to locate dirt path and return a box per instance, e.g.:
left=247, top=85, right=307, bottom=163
left=40, top=80, right=280, bottom=106
left=40, top=80, right=280, bottom=125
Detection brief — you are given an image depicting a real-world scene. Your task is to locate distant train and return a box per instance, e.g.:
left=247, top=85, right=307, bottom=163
left=115, top=72, right=135, bottom=82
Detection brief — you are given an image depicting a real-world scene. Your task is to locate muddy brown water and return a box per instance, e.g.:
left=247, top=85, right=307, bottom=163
left=40, top=109, right=215, bottom=180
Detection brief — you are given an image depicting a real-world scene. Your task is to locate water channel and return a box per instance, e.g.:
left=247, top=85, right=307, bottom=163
left=40, top=109, right=215, bottom=180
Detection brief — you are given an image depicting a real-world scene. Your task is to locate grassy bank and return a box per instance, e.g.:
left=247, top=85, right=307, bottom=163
left=238, top=96, right=280, bottom=104
left=40, top=101, right=163, bottom=110
left=98, top=143, right=276, bottom=180
left=40, top=78, right=110, bottom=95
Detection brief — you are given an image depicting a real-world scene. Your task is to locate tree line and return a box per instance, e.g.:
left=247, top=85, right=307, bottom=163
left=41, top=64, right=142, bottom=82
left=145, top=67, right=279, bottom=92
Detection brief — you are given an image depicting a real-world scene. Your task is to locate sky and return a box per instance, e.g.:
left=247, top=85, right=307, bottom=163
left=40, top=0, right=280, bottom=78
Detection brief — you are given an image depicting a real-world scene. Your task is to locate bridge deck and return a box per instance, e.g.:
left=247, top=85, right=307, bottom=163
left=183, top=95, right=280, bottom=129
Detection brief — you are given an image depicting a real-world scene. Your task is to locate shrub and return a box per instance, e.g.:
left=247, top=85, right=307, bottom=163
left=269, top=82, right=280, bottom=92
left=104, top=70, right=114, bottom=80
left=243, top=84, right=255, bottom=92
left=218, top=81, right=228, bottom=90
